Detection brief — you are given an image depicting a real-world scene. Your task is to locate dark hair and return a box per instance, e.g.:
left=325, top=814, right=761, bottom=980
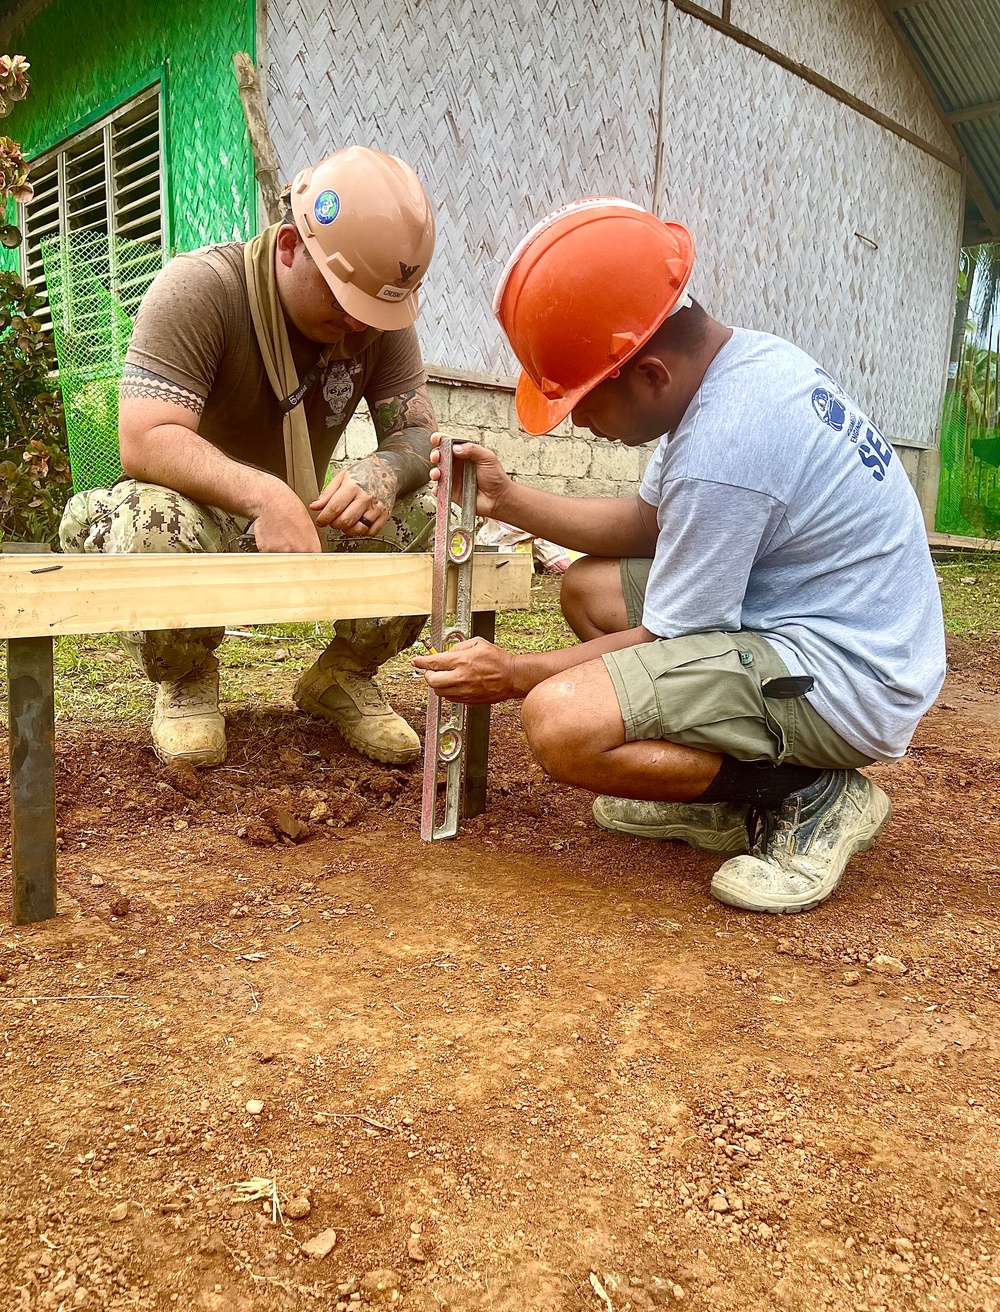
left=643, top=298, right=710, bottom=356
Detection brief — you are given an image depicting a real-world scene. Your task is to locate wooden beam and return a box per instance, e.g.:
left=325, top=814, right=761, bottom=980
left=928, top=532, right=1000, bottom=554
left=671, top=1, right=961, bottom=172
left=0, top=552, right=532, bottom=640
left=948, top=98, right=1000, bottom=126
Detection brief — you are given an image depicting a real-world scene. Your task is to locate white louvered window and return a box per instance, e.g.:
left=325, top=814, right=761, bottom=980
left=19, top=85, right=163, bottom=327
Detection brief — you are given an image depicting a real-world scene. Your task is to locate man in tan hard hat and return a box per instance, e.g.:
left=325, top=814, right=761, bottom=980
left=60, top=146, right=439, bottom=768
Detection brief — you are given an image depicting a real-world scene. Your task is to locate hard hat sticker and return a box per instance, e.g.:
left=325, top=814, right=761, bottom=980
left=313, top=190, right=341, bottom=225
left=376, top=284, right=409, bottom=301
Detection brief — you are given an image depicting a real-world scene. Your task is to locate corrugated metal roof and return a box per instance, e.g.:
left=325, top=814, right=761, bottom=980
left=888, top=0, right=1000, bottom=241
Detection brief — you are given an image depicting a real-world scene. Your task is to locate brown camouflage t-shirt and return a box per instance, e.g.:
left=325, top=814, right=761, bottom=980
left=124, top=242, right=426, bottom=483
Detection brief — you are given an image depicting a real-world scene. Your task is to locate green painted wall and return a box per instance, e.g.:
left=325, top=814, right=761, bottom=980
left=2, top=0, right=257, bottom=253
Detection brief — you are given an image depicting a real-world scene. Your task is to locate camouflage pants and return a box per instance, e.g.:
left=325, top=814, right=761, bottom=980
left=59, top=479, right=435, bottom=683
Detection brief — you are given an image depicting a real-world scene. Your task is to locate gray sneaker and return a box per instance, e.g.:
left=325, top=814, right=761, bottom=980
left=710, top=770, right=891, bottom=914
left=593, top=796, right=748, bottom=855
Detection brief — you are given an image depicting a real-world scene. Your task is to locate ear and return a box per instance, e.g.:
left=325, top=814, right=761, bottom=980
left=275, top=224, right=300, bottom=269
left=630, top=352, right=672, bottom=396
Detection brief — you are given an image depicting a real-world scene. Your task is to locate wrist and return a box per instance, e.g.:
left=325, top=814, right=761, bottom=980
left=490, top=473, right=519, bottom=523
left=247, top=473, right=300, bottom=522
left=508, top=652, right=539, bottom=699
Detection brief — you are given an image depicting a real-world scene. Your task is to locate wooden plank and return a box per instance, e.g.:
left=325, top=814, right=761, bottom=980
left=927, top=532, right=1000, bottom=554
left=0, top=552, right=532, bottom=639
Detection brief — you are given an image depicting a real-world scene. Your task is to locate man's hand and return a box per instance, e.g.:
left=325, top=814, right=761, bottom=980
left=430, top=433, right=513, bottom=519
left=312, top=455, right=399, bottom=536
left=252, top=481, right=323, bottom=552
left=413, top=636, right=520, bottom=704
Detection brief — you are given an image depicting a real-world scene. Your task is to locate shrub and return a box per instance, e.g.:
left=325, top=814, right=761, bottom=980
left=0, top=54, right=72, bottom=547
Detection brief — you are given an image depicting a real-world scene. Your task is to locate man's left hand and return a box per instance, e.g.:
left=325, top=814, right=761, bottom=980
left=312, top=455, right=399, bottom=535
left=413, top=637, right=519, bottom=704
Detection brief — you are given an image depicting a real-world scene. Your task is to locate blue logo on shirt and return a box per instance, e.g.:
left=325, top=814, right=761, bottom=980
left=811, top=387, right=847, bottom=432
left=314, top=189, right=340, bottom=225
left=812, top=371, right=892, bottom=483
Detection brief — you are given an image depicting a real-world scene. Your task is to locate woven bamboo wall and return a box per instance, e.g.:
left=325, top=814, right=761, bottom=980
left=659, top=6, right=961, bottom=448
left=263, top=0, right=665, bottom=377
left=264, top=0, right=962, bottom=462
left=733, top=0, right=954, bottom=154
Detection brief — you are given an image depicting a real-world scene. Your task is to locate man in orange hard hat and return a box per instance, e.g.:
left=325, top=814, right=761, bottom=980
left=414, top=198, right=946, bottom=915
left=61, top=146, right=440, bottom=770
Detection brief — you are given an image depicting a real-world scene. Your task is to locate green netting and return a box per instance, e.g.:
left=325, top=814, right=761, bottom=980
left=936, top=389, right=1000, bottom=538
left=41, top=231, right=163, bottom=493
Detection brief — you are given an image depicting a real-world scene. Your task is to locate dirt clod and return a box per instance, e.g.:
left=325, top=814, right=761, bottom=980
left=867, top=953, right=907, bottom=976
left=301, top=1228, right=337, bottom=1259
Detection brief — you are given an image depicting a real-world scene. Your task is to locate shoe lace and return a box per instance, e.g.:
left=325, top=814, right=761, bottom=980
left=745, top=805, right=774, bottom=855
left=168, top=670, right=216, bottom=711
left=745, top=797, right=799, bottom=857
left=338, top=673, right=387, bottom=711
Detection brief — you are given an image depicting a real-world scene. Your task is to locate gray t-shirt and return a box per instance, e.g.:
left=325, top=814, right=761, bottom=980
left=638, top=327, right=945, bottom=762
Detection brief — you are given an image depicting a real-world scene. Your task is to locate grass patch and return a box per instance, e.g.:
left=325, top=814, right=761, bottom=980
left=936, top=556, right=1000, bottom=639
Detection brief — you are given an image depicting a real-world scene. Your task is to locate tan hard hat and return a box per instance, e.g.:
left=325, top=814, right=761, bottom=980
left=290, top=146, right=435, bottom=332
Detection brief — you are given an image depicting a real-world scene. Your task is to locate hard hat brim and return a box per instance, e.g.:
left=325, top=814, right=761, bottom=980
left=514, top=371, right=581, bottom=437
left=303, top=229, right=420, bottom=332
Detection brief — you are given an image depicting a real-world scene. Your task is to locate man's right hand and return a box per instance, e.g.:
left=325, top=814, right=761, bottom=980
left=251, top=481, right=323, bottom=552
left=430, top=432, right=512, bottom=519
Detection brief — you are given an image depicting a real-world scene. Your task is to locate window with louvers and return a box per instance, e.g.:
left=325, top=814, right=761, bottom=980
left=19, top=85, right=163, bottom=329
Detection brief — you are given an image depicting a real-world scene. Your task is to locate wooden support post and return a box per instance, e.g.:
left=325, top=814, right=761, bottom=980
left=463, top=611, right=496, bottom=819
left=3, top=544, right=57, bottom=924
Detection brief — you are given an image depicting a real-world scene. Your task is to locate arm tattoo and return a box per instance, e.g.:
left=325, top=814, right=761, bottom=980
left=120, top=364, right=205, bottom=416
left=368, top=384, right=436, bottom=496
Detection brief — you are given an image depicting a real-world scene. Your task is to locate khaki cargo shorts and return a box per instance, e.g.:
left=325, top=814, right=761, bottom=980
left=603, top=558, right=874, bottom=770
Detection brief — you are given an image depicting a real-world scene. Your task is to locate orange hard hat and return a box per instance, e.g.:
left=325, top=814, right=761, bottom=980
left=290, top=146, right=436, bottom=332
left=493, top=198, right=695, bottom=435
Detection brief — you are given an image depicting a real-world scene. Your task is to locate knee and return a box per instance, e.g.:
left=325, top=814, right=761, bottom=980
left=521, top=678, right=589, bottom=782
left=559, top=555, right=606, bottom=635
left=116, top=482, right=210, bottom=554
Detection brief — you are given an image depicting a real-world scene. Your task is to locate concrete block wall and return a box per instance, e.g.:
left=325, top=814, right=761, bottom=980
left=334, top=376, right=657, bottom=499
left=335, top=375, right=938, bottom=526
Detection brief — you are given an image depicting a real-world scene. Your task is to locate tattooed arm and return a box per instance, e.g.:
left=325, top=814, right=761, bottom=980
left=312, top=383, right=437, bottom=537
left=369, top=383, right=436, bottom=495
left=119, top=365, right=322, bottom=553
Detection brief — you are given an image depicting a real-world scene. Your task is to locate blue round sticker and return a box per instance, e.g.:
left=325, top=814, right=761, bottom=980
left=314, top=189, right=340, bottom=225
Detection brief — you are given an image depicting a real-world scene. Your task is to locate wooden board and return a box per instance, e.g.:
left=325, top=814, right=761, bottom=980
left=927, top=532, right=1000, bottom=554
left=0, top=552, right=532, bottom=639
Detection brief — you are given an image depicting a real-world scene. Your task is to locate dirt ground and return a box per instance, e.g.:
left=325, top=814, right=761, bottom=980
left=1, top=616, right=999, bottom=1311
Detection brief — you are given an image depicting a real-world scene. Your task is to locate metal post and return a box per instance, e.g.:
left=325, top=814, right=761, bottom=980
left=463, top=610, right=495, bottom=819
left=4, top=544, right=57, bottom=924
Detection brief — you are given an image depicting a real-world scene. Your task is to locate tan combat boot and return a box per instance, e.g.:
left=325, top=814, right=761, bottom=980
left=151, top=658, right=227, bottom=767
left=294, top=661, right=420, bottom=765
